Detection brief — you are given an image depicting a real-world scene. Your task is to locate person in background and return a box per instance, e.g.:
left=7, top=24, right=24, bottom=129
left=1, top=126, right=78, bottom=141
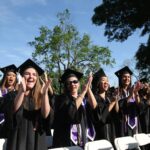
left=1, top=59, right=53, bottom=150
left=88, top=68, right=118, bottom=145
left=52, top=68, right=95, bottom=148
left=138, top=78, right=150, bottom=134
left=0, top=64, right=18, bottom=97
left=0, top=64, right=18, bottom=138
left=114, top=66, right=142, bottom=137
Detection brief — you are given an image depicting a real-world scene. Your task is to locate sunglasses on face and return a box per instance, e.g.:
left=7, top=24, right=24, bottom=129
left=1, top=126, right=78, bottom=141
left=67, top=80, right=79, bottom=85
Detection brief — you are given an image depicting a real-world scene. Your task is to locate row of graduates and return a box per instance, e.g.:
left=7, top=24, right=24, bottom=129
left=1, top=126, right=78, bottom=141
left=0, top=58, right=150, bottom=150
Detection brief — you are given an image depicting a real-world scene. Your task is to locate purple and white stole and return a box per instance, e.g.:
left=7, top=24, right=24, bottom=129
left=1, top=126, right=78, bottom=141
left=70, top=100, right=95, bottom=146
left=127, top=98, right=137, bottom=129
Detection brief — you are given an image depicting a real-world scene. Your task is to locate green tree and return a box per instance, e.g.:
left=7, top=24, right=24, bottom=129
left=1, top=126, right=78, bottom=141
left=29, top=9, right=115, bottom=93
left=92, top=0, right=150, bottom=80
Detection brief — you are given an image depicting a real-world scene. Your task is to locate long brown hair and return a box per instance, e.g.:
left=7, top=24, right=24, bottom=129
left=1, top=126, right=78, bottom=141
left=0, top=72, right=17, bottom=92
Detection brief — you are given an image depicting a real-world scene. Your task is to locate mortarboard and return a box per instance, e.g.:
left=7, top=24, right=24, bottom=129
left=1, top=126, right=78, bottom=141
left=93, top=68, right=106, bottom=79
left=0, top=64, right=18, bottom=74
left=18, top=59, right=44, bottom=76
left=115, top=66, right=133, bottom=78
left=60, top=68, right=83, bottom=83
left=140, top=78, right=148, bottom=83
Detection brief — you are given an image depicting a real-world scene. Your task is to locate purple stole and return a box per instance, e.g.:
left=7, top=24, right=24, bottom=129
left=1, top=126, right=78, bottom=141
left=0, top=89, right=8, bottom=124
left=127, top=98, right=137, bottom=129
left=70, top=100, right=95, bottom=146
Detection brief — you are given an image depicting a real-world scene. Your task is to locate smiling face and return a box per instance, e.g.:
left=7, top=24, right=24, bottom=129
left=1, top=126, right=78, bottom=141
left=121, top=72, right=131, bottom=87
left=98, top=76, right=109, bottom=92
left=5, top=71, right=16, bottom=87
left=66, top=76, right=80, bottom=94
left=23, top=68, right=38, bottom=90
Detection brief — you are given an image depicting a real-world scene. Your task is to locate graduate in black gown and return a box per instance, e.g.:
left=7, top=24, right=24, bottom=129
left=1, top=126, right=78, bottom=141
left=114, top=66, right=142, bottom=137
left=138, top=79, right=150, bottom=134
left=0, top=64, right=18, bottom=138
left=89, top=68, right=118, bottom=145
left=3, top=59, right=53, bottom=150
left=52, top=69, right=95, bottom=148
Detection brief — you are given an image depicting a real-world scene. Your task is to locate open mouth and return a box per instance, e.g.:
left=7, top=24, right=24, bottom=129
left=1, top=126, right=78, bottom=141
left=8, top=79, right=14, bottom=83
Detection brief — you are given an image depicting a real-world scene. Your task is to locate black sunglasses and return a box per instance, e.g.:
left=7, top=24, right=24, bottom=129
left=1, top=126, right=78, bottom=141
left=67, top=80, right=79, bottom=85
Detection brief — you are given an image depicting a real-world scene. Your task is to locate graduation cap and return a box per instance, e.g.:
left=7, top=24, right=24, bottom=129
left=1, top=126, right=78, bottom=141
left=93, top=68, right=106, bottom=79
left=115, top=66, right=133, bottom=78
left=140, top=78, right=148, bottom=83
left=108, top=86, right=115, bottom=93
left=18, top=59, right=44, bottom=76
left=60, top=68, right=83, bottom=83
left=0, top=64, right=18, bottom=74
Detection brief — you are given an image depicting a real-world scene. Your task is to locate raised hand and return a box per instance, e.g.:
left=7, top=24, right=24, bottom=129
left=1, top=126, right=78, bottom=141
left=19, top=77, right=26, bottom=93
left=82, top=72, right=93, bottom=94
left=40, top=77, right=51, bottom=95
left=134, top=81, right=142, bottom=92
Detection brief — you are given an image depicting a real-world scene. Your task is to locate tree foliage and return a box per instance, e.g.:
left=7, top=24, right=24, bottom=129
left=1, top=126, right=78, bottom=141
left=92, top=0, right=150, bottom=80
left=29, top=9, right=115, bottom=92
left=135, top=36, right=150, bottom=79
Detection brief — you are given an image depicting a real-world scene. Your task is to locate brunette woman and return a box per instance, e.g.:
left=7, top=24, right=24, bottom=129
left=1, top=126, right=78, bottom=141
left=52, top=68, right=95, bottom=148
left=0, top=64, right=18, bottom=138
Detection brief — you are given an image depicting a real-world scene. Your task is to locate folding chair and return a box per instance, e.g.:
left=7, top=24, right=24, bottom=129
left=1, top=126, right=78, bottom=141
left=114, top=136, right=140, bottom=150
left=133, top=133, right=150, bottom=146
left=48, top=146, right=83, bottom=150
left=84, top=139, right=114, bottom=150
left=46, top=129, right=54, bottom=148
left=46, top=135, right=53, bottom=148
left=0, top=139, right=7, bottom=150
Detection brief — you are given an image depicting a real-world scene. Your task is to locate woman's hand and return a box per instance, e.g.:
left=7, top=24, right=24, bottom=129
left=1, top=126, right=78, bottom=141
left=40, top=77, right=51, bottom=95
left=19, top=77, right=26, bottom=93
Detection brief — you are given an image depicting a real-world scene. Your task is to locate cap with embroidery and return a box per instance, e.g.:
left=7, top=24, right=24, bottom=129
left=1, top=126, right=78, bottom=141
left=115, top=66, right=133, bottom=78
left=0, top=64, right=18, bottom=74
left=18, top=59, right=44, bottom=76
left=60, top=68, right=83, bottom=83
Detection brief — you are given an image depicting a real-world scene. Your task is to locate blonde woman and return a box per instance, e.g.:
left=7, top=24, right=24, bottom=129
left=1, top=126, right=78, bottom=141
left=4, top=59, right=53, bottom=150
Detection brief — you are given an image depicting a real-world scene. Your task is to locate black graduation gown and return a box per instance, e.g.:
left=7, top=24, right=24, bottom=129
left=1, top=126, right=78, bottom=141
left=91, top=94, right=116, bottom=144
left=0, top=92, right=15, bottom=138
left=52, top=94, right=93, bottom=148
left=1, top=91, right=53, bottom=150
left=139, top=98, right=150, bottom=134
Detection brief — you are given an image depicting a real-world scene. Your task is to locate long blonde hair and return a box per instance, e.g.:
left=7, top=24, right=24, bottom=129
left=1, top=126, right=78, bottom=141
left=23, top=70, right=42, bottom=110
left=32, top=76, right=42, bottom=109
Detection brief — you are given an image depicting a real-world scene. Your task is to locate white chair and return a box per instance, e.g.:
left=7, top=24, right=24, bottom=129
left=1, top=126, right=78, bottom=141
left=114, top=136, right=140, bottom=150
left=134, top=133, right=150, bottom=146
left=46, top=129, right=54, bottom=148
left=48, top=146, right=83, bottom=150
left=0, top=139, right=7, bottom=150
left=84, top=139, right=114, bottom=150
left=46, top=135, right=53, bottom=148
